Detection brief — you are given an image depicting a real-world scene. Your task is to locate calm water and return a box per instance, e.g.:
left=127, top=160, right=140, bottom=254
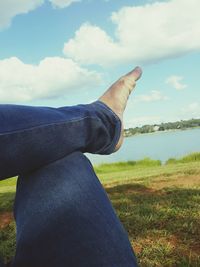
left=86, top=128, right=200, bottom=165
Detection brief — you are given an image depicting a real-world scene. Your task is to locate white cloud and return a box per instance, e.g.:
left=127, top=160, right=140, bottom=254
left=134, top=90, right=169, bottom=102
left=125, top=102, right=200, bottom=128
left=181, top=102, right=200, bottom=117
left=0, top=57, right=102, bottom=103
left=0, top=0, right=44, bottom=30
left=0, top=0, right=81, bottom=30
left=166, top=75, right=187, bottom=90
left=64, top=23, right=124, bottom=66
left=63, top=0, right=200, bottom=66
left=49, top=0, right=81, bottom=8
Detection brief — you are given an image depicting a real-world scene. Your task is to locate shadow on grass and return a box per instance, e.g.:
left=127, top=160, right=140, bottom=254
left=0, top=222, right=16, bottom=264
left=0, top=184, right=199, bottom=266
left=105, top=183, right=200, bottom=267
left=0, top=192, right=15, bottom=213
left=0, top=192, right=16, bottom=264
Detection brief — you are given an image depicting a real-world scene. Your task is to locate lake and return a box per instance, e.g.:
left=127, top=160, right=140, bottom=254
left=86, top=128, right=200, bottom=165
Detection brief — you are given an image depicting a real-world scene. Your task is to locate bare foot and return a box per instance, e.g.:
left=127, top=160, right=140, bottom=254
left=98, top=66, right=142, bottom=152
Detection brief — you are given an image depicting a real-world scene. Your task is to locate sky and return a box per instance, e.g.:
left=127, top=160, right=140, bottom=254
left=0, top=0, right=199, bottom=128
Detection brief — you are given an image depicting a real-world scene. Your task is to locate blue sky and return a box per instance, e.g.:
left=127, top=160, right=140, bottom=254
left=0, top=0, right=199, bottom=128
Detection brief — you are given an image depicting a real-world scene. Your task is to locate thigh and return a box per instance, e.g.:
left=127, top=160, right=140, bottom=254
left=12, top=151, right=138, bottom=267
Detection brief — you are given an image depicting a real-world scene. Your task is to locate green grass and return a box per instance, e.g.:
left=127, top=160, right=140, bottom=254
left=94, top=157, right=161, bottom=174
left=0, top=177, right=16, bottom=263
left=0, top=222, right=16, bottom=262
left=166, top=152, right=200, bottom=164
left=0, top=153, right=200, bottom=266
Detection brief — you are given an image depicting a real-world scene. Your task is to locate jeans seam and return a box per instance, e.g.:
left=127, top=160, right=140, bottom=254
left=0, top=116, right=98, bottom=136
left=94, top=117, right=121, bottom=154
left=90, top=100, right=122, bottom=154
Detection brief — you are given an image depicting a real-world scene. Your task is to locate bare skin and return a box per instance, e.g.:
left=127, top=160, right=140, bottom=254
left=98, top=66, right=142, bottom=152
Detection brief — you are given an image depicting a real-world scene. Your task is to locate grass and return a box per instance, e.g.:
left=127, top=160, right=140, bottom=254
left=94, top=157, right=162, bottom=174
left=166, top=152, right=200, bottom=164
left=0, top=152, right=200, bottom=266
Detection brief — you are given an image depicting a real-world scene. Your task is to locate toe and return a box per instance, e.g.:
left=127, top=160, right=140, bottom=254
left=126, top=66, right=143, bottom=81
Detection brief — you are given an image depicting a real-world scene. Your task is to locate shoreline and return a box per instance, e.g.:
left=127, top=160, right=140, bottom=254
left=124, top=126, right=200, bottom=138
left=93, top=151, right=200, bottom=168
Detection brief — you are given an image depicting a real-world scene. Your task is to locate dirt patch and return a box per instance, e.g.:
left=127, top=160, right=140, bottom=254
left=190, top=242, right=200, bottom=255
left=0, top=212, right=14, bottom=229
left=134, top=233, right=200, bottom=259
left=151, top=174, right=200, bottom=189
left=132, top=241, right=143, bottom=254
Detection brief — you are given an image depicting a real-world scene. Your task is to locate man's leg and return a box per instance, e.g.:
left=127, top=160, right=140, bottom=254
left=0, top=66, right=142, bottom=180
left=0, top=100, right=121, bottom=180
left=12, top=151, right=138, bottom=267
left=0, top=258, right=5, bottom=267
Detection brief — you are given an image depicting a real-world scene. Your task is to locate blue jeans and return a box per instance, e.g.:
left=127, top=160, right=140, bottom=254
left=0, top=101, right=138, bottom=267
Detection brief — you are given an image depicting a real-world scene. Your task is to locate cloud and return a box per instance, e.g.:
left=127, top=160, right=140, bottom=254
left=0, top=0, right=44, bottom=30
left=134, top=90, right=169, bottom=102
left=0, top=57, right=102, bottom=103
left=63, top=0, right=200, bottom=66
left=166, top=75, right=187, bottom=90
left=49, top=0, right=81, bottom=8
left=64, top=23, right=123, bottom=66
left=181, top=102, right=200, bottom=117
left=0, top=0, right=81, bottom=30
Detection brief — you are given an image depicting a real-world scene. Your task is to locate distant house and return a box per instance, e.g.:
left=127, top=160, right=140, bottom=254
left=153, top=125, right=160, bottom=131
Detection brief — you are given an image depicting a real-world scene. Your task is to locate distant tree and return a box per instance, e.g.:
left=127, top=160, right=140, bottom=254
left=124, top=118, right=200, bottom=137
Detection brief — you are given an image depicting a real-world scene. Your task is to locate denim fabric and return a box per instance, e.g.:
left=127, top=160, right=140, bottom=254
left=11, top=151, right=138, bottom=267
left=0, top=100, right=121, bottom=180
left=0, top=258, right=4, bottom=267
left=0, top=101, right=138, bottom=266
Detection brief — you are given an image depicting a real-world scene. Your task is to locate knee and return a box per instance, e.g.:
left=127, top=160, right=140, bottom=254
left=14, top=151, right=101, bottom=228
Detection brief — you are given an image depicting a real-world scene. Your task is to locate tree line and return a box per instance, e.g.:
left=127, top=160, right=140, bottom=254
left=124, top=118, right=200, bottom=137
